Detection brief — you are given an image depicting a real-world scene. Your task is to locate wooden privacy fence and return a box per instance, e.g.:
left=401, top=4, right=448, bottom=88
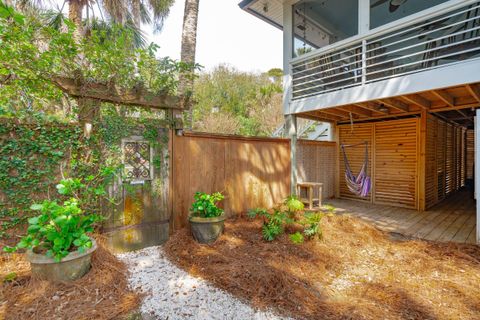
left=171, top=132, right=336, bottom=230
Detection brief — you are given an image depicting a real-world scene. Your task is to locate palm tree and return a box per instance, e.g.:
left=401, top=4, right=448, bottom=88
left=179, top=0, right=200, bottom=128
left=13, top=0, right=174, bottom=42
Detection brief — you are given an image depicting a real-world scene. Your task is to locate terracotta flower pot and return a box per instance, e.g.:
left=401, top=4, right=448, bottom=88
left=26, top=238, right=97, bottom=282
left=189, top=214, right=225, bottom=244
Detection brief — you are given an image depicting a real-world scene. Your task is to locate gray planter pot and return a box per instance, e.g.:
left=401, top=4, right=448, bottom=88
left=26, top=238, right=97, bottom=282
left=189, top=214, right=225, bottom=244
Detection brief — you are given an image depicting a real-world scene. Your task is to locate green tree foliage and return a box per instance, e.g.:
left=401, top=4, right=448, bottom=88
left=192, top=65, right=284, bottom=136
left=0, top=4, right=196, bottom=119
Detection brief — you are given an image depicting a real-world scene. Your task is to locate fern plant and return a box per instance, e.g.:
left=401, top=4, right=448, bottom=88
left=300, top=212, right=325, bottom=240
left=248, top=208, right=293, bottom=241
left=284, top=195, right=304, bottom=215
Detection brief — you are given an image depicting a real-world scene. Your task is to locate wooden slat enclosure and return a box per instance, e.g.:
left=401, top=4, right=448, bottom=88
left=338, top=118, right=418, bottom=209
left=466, top=129, right=474, bottom=181
left=171, top=132, right=336, bottom=230
left=296, top=140, right=337, bottom=201
left=338, top=124, right=373, bottom=202
left=374, top=119, right=418, bottom=208
left=437, top=120, right=446, bottom=202
left=424, top=116, right=467, bottom=209
left=425, top=114, right=438, bottom=208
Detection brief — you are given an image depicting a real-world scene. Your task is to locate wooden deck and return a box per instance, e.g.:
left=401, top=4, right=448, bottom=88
left=327, top=189, right=477, bottom=244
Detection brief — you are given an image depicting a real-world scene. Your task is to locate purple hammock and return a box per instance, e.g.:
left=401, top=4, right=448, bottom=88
left=341, top=142, right=371, bottom=197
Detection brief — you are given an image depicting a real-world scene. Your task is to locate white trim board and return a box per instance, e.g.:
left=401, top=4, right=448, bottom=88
left=289, top=58, right=480, bottom=114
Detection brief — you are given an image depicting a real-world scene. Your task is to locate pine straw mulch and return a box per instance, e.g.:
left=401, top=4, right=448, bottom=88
left=164, top=215, right=480, bottom=320
left=0, top=235, right=140, bottom=320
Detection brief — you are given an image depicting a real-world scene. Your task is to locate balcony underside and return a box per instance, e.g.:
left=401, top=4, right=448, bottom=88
left=296, top=80, right=480, bottom=128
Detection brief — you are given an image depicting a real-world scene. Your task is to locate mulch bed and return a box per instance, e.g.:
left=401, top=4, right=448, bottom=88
left=0, top=235, right=140, bottom=320
left=164, top=215, right=480, bottom=320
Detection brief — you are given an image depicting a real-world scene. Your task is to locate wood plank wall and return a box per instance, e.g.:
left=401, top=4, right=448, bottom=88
left=436, top=120, right=446, bottom=202
left=338, top=124, right=373, bottom=202
left=375, top=119, right=418, bottom=208
left=466, top=129, right=474, bottom=180
left=425, top=116, right=467, bottom=209
left=338, top=118, right=418, bottom=209
left=426, top=114, right=438, bottom=207
left=296, top=140, right=337, bottom=201
left=171, top=132, right=336, bottom=230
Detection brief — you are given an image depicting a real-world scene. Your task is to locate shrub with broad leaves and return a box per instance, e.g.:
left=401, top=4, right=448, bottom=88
left=190, top=192, right=224, bottom=218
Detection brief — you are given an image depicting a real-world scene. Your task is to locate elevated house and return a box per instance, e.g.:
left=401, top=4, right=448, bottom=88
left=240, top=0, right=480, bottom=244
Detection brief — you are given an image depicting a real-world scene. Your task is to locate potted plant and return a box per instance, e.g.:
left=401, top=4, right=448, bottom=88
left=4, top=178, right=104, bottom=282
left=189, top=192, right=225, bottom=244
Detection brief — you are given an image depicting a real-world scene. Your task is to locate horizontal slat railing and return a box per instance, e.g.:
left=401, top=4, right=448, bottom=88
left=291, top=1, right=480, bottom=101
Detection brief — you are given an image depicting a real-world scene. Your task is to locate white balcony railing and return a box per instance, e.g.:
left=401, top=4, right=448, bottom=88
left=291, top=1, right=480, bottom=101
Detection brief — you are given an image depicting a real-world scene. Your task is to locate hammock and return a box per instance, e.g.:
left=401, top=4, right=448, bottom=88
left=341, top=142, right=371, bottom=197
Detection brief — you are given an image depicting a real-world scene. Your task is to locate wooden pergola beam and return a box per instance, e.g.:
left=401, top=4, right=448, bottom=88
left=433, top=89, right=455, bottom=107
left=401, top=94, right=431, bottom=110
left=52, top=76, right=181, bottom=109
left=378, top=98, right=409, bottom=112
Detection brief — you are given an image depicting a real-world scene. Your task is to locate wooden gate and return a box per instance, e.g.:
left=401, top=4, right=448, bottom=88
left=104, top=130, right=171, bottom=252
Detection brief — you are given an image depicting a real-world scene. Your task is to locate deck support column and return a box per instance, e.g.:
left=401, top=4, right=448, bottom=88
left=286, top=114, right=298, bottom=196
left=475, top=109, right=480, bottom=243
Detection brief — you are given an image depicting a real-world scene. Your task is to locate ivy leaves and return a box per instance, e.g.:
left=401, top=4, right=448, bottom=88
left=0, top=122, right=82, bottom=238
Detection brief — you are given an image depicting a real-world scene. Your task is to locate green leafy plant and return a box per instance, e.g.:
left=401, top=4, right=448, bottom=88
left=289, top=232, right=304, bottom=244
left=299, top=212, right=326, bottom=240
left=248, top=208, right=293, bottom=241
left=3, top=179, right=105, bottom=262
left=190, top=192, right=224, bottom=218
left=284, top=195, right=304, bottom=215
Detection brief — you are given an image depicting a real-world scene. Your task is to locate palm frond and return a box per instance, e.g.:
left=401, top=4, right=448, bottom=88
left=100, top=0, right=128, bottom=24
left=145, top=0, right=174, bottom=33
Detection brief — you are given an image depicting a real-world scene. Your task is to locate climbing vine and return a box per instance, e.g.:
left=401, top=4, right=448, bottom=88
left=0, top=119, right=82, bottom=238
left=0, top=106, right=171, bottom=240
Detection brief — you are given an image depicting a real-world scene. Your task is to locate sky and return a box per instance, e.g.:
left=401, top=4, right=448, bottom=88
left=51, top=0, right=284, bottom=73
left=150, top=0, right=283, bottom=72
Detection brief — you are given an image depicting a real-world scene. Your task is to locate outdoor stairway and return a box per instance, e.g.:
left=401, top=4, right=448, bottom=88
left=272, top=120, right=331, bottom=141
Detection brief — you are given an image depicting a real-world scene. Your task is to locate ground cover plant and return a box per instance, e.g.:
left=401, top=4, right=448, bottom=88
left=164, top=214, right=480, bottom=320
left=247, top=196, right=328, bottom=243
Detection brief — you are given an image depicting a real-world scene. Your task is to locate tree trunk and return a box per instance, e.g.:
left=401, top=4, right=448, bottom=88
left=132, top=0, right=141, bottom=29
left=68, top=1, right=100, bottom=138
left=78, top=97, right=99, bottom=138
left=68, top=0, right=85, bottom=44
left=178, top=0, right=200, bottom=129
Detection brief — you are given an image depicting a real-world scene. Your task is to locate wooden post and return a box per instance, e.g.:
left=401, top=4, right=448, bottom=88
left=282, top=2, right=293, bottom=115
left=286, top=114, right=298, bottom=196
left=418, top=110, right=427, bottom=211
left=333, top=123, right=340, bottom=198
left=475, top=109, right=480, bottom=244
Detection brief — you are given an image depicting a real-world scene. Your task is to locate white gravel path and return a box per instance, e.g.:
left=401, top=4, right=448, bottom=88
left=117, top=246, right=292, bottom=320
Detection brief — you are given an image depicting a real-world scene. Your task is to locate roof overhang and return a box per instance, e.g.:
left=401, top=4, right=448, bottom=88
left=238, top=0, right=284, bottom=30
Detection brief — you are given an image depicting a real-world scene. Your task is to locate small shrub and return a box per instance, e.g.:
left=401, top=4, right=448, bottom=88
left=190, top=192, right=224, bottom=218
left=300, top=212, right=325, bottom=240
left=249, top=197, right=331, bottom=244
left=248, top=208, right=293, bottom=241
left=284, top=195, right=304, bottom=215
left=289, top=232, right=304, bottom=244
left=3, top=178, right=104, bottom=262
